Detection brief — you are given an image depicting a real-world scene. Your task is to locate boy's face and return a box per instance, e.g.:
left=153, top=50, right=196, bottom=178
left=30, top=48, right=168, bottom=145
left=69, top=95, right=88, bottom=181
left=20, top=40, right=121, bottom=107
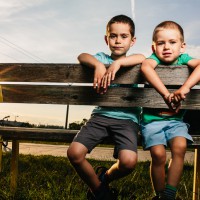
left=152, top=28, right=186, bottom=64
left=105, top=22, right=135, bottom=59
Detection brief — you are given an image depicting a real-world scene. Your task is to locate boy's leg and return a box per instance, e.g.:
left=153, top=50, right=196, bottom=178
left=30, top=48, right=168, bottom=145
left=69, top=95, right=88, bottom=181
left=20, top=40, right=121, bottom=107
left=162, top=120, right=192, bottom=200
left=103, top=119, right=138, bottom=183
left=68, top=115, right=119, bottom=199
left=67, top=142, right=101, bottom=192
left=160, top=136, right=187, bottom=200
left=167, top=136, right=187, bottom=187
left=106, top=149, right=137, bottom=183
left=150, top=145, right=166, bottom=196
left=141, top=121, right=168, bottom=198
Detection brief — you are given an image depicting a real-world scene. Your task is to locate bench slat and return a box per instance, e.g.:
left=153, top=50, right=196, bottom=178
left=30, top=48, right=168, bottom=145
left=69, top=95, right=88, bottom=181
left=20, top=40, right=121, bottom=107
left=0, top=126, right=199, bottom=144
left=1, top=85, right=200, bottom=109
left=0, top=64, right=198, bottom=85
left=0, top=127, right=77, bottom=142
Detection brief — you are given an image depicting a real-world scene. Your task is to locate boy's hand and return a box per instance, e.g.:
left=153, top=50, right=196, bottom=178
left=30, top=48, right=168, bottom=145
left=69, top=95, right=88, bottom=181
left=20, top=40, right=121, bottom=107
left=101, top=61, right=121, bottom=91
left=168, top=86, right=190, bottom=113
left=167, top=93, right=183, bottom=113
left=94, top=63, right=107, bottom=93
left=163, top=93, right=174, bottom=110
left=163, top=93, right=181, bottom=113
left=173, top=85, right=190, bottom=102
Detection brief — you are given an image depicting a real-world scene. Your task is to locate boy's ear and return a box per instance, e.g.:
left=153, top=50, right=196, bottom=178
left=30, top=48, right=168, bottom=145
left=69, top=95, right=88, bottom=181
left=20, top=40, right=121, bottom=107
left=180, top=42, right=186, bottom=53
left=104, top=35, right=108, bottom=45
left=130, top=37, right=136, bottom=47
left=151, top=44, right=155, bottom=52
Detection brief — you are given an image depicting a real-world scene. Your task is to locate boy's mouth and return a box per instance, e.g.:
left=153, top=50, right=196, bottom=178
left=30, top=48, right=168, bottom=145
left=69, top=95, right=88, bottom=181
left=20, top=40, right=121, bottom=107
left=113, top=46, right=123, bottom=50
left=163, top=52, right=172, bottom=57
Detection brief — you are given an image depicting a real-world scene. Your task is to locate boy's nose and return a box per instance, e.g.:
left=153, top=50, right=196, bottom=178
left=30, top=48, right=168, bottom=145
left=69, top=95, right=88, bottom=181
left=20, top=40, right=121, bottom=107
left=115, top=37, right=121, bottom=43
left=164, top=43, right=170, bottom=49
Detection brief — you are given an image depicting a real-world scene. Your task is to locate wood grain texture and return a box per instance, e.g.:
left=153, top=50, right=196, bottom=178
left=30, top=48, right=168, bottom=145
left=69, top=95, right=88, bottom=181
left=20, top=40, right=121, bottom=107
left=0, top=64, right=198, bottom=85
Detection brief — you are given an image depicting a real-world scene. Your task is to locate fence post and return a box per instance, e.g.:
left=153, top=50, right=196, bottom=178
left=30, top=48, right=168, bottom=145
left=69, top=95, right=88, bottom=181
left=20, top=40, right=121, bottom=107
left=193, top=147, right=200, bottom=200
left=10, top=140, right=19, bottom=194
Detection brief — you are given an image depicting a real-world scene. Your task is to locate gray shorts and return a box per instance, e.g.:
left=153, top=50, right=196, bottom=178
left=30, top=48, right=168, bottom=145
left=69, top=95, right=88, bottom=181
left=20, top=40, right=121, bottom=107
left=73, top=114, right=139, bottom=159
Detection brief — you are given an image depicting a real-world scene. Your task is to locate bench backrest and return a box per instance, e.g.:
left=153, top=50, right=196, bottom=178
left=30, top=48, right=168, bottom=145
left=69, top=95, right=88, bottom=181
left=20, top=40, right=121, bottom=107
left=0, top=63, right=199, bottom=108
left=0, top=63, right=199, bottom=135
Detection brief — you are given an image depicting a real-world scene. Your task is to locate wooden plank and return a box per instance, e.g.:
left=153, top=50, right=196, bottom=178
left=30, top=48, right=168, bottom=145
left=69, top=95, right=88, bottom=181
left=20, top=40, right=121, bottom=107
left=0, top=64, right=198, bottom=85
left=0, top=126, right=199, bottom=144
left=0, top=63, right=140, bottom=84
left=0, top=127, right=77, bottom=142
left=10, top=140, right=19, bottom=194
left=192, top=136, right=200, bottom=145
left=1, top=85, right=200, bottom=109
left=193, top=148, right=200, bottom=200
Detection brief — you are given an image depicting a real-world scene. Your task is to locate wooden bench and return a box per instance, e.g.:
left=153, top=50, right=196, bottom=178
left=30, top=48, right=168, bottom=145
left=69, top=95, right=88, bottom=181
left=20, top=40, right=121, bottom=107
left=0, top=63, right=199, bottom=199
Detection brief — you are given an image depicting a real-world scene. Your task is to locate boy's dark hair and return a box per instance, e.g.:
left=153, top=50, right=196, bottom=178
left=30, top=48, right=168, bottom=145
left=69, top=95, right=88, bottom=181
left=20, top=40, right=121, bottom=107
left=152, top=20, right=184, bottom=42
left=106, top=15, right=135, bottom=37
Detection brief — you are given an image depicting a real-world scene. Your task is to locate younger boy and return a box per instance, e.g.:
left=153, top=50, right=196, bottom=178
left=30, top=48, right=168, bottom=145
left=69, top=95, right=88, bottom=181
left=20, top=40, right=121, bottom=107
left=141, top=21, right=200, bottom=200
left=67, top=15, right=145, bottom=200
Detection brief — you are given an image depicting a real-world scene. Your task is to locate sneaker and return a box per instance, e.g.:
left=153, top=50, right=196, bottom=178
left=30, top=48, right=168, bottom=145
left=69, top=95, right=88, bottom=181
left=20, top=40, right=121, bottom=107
left=108, top=187, right=118, bottom=200
left=152, top=196, right=165, bottom=200
left=152, top=196, right=160, bottom=200
left=87, top=189, right=95, bottom=200
left=87, top=184, right=118, bottom=200
left=95, top=166, right=108, bottom=184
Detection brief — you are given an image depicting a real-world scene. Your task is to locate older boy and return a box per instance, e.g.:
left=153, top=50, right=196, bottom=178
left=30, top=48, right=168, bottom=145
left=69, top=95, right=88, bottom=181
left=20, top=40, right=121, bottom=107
left=141, top=21, right=200, bottom=200
left=67, top=15, right=145, bottom=200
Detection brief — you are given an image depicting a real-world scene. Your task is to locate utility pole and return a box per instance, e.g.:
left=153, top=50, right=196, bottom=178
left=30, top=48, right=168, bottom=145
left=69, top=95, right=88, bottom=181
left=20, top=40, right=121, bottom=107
left=65, top=104, right=69, bottom=129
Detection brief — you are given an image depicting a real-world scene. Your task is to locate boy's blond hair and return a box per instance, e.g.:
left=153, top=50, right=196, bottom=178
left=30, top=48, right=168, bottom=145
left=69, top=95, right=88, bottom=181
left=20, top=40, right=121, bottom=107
left=152, top=21, right=184, bottom=42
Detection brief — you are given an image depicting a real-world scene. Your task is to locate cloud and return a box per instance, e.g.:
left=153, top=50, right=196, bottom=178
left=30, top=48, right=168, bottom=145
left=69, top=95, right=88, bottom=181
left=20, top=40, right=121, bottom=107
left=187, top=45, right=200, bottom=58
left=0, top=0, right=48, bottom=19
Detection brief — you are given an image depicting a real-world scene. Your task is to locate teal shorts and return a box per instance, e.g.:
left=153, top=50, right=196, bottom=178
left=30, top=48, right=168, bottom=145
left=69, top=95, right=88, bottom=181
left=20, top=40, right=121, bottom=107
left=141, top=120, right=193, bottom=150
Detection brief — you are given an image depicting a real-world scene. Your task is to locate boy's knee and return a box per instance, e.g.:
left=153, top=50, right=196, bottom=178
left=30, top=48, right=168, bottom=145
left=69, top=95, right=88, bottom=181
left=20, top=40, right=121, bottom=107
left=118, top=153, right=137, bottom=172
left=170, top=137, right=187, bottom=149
left=151, top=150, right=166, bottom=164
left=170, top=138, right=187, bottom=156
left=67, top=144, right=87, bottom=164
left=171, top=143, right=187, bottom=157
left=118, top=160, right=136, bottom=174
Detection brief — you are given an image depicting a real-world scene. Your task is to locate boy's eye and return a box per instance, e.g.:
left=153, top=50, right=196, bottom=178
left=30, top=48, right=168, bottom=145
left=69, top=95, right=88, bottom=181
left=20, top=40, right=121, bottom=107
left=109, top=35, right=116, bottom=39
left=157, top=42, right=164, bottom=46
left=121, top=34, right=128, bottom=39
left=170, top=41, right=176, bottom=44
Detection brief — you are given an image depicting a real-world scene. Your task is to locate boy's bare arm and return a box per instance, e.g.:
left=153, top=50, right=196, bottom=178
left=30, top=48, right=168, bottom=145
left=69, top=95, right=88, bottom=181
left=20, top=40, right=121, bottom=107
left=173, top=59, right=200, bottom=101
left=102, top=54, right=145, bottom=88
left=77, top=53, right=106, bottom=93
left=141, top=59, right=176, bottom=110
left=141, top=59, right=170, bottom=98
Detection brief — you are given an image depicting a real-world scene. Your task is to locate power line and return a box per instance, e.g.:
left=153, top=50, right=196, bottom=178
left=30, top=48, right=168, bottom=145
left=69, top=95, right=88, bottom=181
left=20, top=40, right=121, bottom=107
left=0, top=51, right=21, bottom=62
left=0, top=39, right=39, bottom=62
left=0, top=35, right=47, bottom=62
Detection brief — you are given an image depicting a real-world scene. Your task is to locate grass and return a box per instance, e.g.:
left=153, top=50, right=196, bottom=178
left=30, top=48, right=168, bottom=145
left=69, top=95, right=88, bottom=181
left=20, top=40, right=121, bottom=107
left=0, top=153, right=194, bottom=200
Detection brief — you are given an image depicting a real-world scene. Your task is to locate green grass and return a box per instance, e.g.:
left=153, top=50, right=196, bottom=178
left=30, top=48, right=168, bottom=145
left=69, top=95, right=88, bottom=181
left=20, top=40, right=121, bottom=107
left=0, top=153, right=194, bottom=200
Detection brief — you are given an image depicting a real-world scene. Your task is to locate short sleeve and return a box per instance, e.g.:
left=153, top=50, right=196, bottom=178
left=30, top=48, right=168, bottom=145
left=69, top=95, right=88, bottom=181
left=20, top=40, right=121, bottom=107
left=147, top=53, right=161, bottom=64
left=178, top=54, right=194, bottom=65
left=93, top=52, right=113, bottom=64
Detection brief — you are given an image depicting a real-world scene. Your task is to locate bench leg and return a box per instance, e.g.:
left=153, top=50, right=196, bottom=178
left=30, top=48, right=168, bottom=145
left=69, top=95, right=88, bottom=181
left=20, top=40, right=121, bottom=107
left=193, top=147, right=200, bottom=200
left=10, top=140, right=19, bottom=194
left=0, top=136, right=2, bottom=172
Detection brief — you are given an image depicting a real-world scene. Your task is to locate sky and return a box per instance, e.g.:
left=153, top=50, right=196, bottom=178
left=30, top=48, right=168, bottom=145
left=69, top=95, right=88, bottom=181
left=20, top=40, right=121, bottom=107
left=0, top=0, right=199, bottom=126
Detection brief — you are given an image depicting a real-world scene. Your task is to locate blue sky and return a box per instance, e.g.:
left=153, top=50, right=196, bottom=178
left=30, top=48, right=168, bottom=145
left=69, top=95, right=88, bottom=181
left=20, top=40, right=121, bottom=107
left=0, top=0, right=199, bottom=126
